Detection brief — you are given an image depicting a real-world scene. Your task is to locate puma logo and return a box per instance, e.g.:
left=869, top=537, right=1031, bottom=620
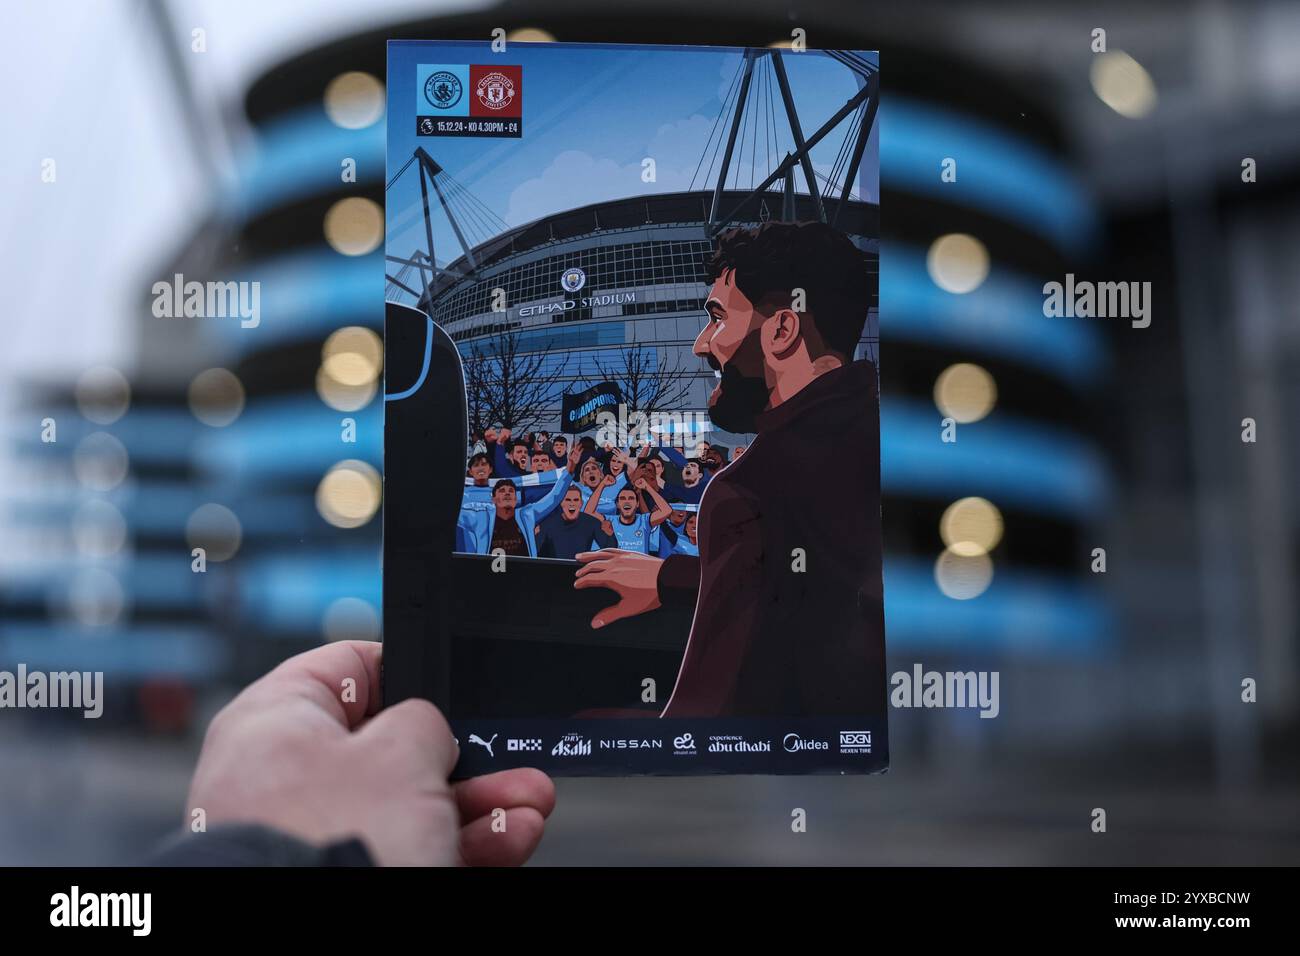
left=469, top=733, right=497, bottom=757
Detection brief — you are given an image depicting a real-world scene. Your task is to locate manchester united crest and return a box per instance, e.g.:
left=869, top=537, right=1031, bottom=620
left=475, top=71, right=516, bottom=111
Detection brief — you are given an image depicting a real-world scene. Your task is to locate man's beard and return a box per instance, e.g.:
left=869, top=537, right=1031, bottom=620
left=708, top=342, right=770, bottom=434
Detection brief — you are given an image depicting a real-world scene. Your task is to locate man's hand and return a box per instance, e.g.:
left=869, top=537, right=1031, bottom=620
left=187, top=641, right=554, bottom=866
left=567, top=446, right=583, bottom=473
left=574, top=549, right=663, bottom=628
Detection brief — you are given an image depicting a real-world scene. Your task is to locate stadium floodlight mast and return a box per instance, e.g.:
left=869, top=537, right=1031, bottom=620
left=705, top=48, right=878, bottom=236
left=385, top=147, right=496, bottom=309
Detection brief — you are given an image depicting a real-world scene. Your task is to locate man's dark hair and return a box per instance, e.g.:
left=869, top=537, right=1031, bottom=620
left=508, top=439, right=529, bottom=454
left=491, top=481, right=517, bottom=498
left=552, top=435, right=568, bottom=447
left=706, top=220, right=871, bottom=359
left=467, top=452, right=489, bottom=470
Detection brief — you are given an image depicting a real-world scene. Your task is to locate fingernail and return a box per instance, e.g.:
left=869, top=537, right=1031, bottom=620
left=593, top=619, right=604, bottom=629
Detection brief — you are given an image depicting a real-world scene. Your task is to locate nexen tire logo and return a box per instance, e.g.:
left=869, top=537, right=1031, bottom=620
left=783, top=733, right=829, bottom=753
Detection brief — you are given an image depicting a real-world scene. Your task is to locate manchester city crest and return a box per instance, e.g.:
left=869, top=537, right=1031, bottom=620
left=560, top=267, right=586, bottom=293
left=424, top=71, right=462, bottom=110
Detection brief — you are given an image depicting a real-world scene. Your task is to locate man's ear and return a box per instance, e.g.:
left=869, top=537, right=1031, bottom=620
left=765, top=308, right=802, bottom=358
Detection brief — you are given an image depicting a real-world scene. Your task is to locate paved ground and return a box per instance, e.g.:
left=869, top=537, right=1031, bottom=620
left=3, top=725, right=1296, bottom=866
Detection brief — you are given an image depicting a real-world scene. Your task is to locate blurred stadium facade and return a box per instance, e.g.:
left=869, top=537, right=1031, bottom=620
left=1, top=0, right=1297, bottom=865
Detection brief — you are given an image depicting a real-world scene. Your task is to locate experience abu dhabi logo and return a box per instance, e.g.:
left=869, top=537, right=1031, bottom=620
left=1, top=665, right=103, bottom=718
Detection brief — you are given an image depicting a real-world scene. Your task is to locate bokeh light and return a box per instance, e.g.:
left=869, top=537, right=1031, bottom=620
left=323, top=197, right=383, bottom=256
left=316, top=459, right=382, bottom=529
left=185, top=503, right=243, bottom=562
left=71, top=498, right=128, bottom=558
left=323, top=596, right=381, bottom=641
left=322, top=326, right=383, bottom=386
left=315, top=365, right=378, bottom=412
left=188, top=368, right=246, bottom=427
left=507, top=28, right=555, bottom=42
left=934, top=547, right=994, bottom=600
left=940, top=497, right=1004, bottom=557
left=64, top=567, right=127, bottom=627
left=1090, top=50, right=1157, bottom=119
left=934, top=362, right=998, bottom=423
left=323, top=71, right=385, bottom=129
left=73, top=432, right=129, bottom=491
left=74, top=366, right=131, bottom=425
left=926, top=233, right=989, bottom=294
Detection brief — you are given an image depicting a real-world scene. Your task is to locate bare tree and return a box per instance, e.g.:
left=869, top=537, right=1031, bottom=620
left=588, top=342, right=693, bottom=419
left=461, top=325, right=570, bottom=436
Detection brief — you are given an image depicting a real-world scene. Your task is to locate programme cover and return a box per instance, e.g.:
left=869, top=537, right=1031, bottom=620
left=383, top=39, right=884, bottom=776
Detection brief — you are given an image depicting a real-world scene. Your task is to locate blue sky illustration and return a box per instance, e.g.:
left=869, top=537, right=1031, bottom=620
left=386, top=40, right=878, bottom=267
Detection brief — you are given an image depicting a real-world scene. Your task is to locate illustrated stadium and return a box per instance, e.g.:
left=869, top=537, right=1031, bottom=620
left=384, top=48, right=879, bottom=448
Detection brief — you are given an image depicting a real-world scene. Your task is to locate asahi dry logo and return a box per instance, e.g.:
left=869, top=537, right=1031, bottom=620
left=551, top=733, right=591, bottom=757
left=707, top=735, right=771, bottom=753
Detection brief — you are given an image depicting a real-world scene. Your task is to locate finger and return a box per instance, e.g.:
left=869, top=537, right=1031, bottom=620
left=248, top=640, right=383, bottom=731
left=357, top=697, right=459, bottom=777
left=454, top=768, right=555, bottom=823
left=575, top=549, right=623, bottom=564
left=588, top=598, right=637, bottom=629
left=574, top=564, right=613, bottom=587
left=459, top=806, right=547, bottom=867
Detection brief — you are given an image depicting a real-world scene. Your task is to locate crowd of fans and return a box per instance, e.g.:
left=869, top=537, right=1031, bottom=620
left=456, top=426, right=748, bottom=560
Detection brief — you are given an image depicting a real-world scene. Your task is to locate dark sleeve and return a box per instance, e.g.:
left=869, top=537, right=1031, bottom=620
left=657, top=553, right=700, bottom=609
left=147, top=824, right=374, bottom=867
left=584, top=514, right=617, bottom=550
left=659, top=484, right=764, bottom=718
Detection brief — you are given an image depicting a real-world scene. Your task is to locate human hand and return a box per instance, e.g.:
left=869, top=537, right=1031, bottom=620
left=186, top=641, right=555, bottom=866
left=573, top=549, right=664, bottom=628
left=568, top=446, right=583, bottom=472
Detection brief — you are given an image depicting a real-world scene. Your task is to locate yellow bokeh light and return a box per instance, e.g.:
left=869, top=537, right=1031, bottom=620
left=323, top=71, right=385, bottom=129
left=1090, top=51, right=1157, bottom=119
left=316, top=459, right=381, bottom=529
left=322, top=326, right=383, bottom=386
left=324, top=197, right=383, bottom=256
left=926, top=233, right=989, bottom=294
left=940, top=497, right=1004, bottom=557
left=188, top=368, right=245, bottom=427
left=934, top=362, right=997, bottom=424
left=316, top=365, right=377, bottom=412
left=934, top=547, right=994, bottom=600
left=507, top=28, right=556, bottom=42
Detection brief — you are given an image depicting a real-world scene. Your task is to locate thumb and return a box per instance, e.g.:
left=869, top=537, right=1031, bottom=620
left=591, top=597, right=638, bottom=630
